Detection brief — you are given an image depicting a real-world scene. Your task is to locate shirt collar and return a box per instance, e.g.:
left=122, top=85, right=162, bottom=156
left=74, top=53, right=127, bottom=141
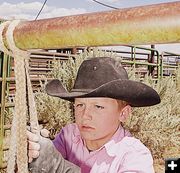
left=104, top=125, right=129, bottom=149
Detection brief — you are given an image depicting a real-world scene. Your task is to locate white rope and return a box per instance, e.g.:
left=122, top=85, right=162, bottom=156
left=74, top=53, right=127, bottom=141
left=0, top=20, right=39, bottom=173
left=0, top=20, right=17, bottom=173
left=25, top=59, right=40, bottom=134
left=0, top=21, right=12, bottom=55
left=5, top=20, right=40, bottom=133
left=6, top=19, right=29, bottom=173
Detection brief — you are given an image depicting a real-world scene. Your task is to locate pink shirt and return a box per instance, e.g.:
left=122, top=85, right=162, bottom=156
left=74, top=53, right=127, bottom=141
left=53, top=123, right=154, bottom=173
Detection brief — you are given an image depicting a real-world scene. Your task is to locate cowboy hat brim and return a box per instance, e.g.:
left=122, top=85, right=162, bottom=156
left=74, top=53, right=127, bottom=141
left=45, top=79, right=160, bottom=107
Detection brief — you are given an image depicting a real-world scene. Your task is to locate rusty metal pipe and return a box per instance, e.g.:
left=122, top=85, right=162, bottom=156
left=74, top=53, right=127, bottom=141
left=9, top=1, right=180, bottom=50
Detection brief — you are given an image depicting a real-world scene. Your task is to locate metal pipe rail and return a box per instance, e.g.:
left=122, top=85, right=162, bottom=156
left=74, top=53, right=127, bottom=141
left=0, top=1, right=180, bottom=50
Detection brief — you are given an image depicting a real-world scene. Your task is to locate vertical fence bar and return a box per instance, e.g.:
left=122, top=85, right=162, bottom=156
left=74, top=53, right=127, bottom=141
left=149, top=45, right=155, bottom=76
left=156, top=51, right=161, bottom=79
left=130, top=46, right=134, bottom=69
left=6, top=56, right=12, bottom=98
left=160, top=54, right=163, bottom=78
left=0, top=53, right=8, bottom=167
left=132, top=46, right=136, bottom=69
left=0, top=52, right=3, bottom=168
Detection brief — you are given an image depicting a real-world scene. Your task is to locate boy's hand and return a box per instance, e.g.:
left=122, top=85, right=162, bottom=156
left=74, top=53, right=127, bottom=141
left=27, top=128, right=50, bottom=163
left=28, top=134, right=81, bottom=173
left=27, top=130, right=40, bottom=163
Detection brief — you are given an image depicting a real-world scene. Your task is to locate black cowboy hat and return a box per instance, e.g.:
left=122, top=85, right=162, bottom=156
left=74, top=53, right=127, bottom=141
left=45, top=57, right=160, bottom=107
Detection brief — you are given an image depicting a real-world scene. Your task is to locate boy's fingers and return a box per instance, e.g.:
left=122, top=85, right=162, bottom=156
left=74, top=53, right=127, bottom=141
left=28, top=150, right=40, bottom=163
left=28, top=150, right=40, bottom=158
left=40, top=129, right=50, bottom=138
left=27, top=129, right=41, bottom=163
left=28, top=157, right=33, bottom=163
left=27, top=130, right=39, bottom=142
left=28, top=141, right=40, bottom=150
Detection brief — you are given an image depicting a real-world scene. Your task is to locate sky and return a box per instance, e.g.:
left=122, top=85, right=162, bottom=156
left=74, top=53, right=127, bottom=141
left=0, top=0, right=178, bottom=20
left=0, top=0, right=179, bottom=53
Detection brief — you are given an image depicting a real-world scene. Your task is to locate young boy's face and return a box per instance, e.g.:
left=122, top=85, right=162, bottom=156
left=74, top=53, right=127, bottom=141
left=74, top=97, right=127, bottom=149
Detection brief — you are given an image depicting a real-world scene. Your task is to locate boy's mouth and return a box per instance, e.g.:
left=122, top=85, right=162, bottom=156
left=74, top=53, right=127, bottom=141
left=81, top=125, right=95, bottom=130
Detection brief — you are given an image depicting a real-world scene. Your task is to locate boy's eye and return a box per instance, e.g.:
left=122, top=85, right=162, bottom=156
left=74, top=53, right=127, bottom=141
left=74, top=103, right=84, bottom=108
left=95, top=105, right=104, bottom=109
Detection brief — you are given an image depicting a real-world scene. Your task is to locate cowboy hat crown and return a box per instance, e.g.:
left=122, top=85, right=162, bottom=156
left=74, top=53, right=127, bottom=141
left=46, top=57, right=160, bottom=107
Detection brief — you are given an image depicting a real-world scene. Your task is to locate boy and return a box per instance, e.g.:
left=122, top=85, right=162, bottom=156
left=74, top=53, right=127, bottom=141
left=28, top=57, right=160, bottom=173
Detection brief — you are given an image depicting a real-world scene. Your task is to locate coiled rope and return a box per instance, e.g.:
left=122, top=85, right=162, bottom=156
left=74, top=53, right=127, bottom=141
left=0, top=20, right=39, bottom=173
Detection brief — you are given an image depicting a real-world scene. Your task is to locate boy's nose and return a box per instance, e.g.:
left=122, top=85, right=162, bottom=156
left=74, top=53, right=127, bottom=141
left=82, top=106, right=92, bottom=120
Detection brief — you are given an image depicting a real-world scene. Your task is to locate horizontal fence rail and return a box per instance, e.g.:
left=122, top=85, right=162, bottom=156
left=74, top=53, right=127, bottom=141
left=0, top=1, right=180, bottom=50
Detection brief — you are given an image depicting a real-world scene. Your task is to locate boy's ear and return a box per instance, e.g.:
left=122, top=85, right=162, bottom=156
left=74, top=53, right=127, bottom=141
left=119, top=105, right=132, bottom=123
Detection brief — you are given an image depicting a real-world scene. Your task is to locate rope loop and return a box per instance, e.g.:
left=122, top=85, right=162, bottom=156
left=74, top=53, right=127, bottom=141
left=0, top=20, right=39, bottom=173
left=0, top=21, right=12, bottom=55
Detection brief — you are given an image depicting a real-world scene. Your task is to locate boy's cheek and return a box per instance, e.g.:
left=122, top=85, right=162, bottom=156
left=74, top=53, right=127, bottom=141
left=75, top=117, right=81, bottom=124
